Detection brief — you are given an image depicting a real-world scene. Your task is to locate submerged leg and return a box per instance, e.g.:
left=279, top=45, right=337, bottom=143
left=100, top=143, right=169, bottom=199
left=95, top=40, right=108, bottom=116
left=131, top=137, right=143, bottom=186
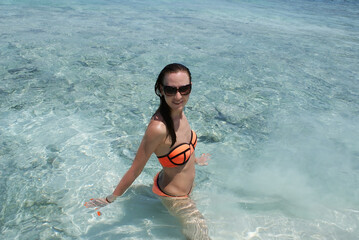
left=161, top=197, right=211, bottom=240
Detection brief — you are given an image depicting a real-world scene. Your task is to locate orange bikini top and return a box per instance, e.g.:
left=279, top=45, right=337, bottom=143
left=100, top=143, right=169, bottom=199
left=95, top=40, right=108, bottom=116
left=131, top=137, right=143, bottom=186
left=157, top=130, right=197, bottom=168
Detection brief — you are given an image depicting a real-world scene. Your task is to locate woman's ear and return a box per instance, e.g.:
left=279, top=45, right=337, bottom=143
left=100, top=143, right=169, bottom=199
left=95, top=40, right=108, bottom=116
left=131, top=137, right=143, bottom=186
left=159, top=85, right=164, bottom=97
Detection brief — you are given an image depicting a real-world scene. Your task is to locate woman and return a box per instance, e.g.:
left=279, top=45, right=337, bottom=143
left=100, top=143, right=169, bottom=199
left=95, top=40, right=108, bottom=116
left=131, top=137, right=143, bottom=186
left=85, top=63, right=211, bottom=239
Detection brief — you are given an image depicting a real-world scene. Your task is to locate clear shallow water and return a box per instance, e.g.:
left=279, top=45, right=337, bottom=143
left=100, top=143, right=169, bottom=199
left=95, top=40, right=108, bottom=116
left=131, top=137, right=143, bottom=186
left=1, top=0, right=359, bottom=239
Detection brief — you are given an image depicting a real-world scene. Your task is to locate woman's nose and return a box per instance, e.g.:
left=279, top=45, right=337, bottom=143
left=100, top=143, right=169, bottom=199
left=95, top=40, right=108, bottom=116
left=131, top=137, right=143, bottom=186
left=174, top=91, right=182, bottom=99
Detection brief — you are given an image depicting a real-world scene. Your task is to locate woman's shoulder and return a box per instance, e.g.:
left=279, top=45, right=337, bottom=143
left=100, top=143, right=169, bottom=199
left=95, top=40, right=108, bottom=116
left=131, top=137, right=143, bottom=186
left=146, top=113, right=167, bottom=138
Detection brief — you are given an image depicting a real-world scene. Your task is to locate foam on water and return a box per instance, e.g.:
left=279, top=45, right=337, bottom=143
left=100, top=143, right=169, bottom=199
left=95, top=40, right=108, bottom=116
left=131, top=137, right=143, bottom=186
left=1, top=0, right=359, bottom=239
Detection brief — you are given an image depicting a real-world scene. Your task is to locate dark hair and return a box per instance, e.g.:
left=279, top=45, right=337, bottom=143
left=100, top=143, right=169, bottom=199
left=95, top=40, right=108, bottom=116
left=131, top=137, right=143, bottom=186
left=154, top=63, right=192, bottom=147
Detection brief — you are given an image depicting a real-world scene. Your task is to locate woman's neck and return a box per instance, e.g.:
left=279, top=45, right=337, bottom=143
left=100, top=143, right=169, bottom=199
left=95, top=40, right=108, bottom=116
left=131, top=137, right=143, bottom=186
left=171, top=109, right=184, bottom=120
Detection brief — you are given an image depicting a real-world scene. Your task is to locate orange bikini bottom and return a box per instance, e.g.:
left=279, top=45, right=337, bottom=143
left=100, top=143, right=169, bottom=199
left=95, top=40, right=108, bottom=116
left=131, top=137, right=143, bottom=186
left=152, top=172, right=191, bottom=198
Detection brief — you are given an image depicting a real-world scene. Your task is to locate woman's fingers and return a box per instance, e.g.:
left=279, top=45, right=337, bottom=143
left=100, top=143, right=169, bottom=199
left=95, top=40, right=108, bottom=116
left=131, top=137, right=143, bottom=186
left=84, top=198, right=109, bottom=208
left=196, top=153, right=211, bottom=165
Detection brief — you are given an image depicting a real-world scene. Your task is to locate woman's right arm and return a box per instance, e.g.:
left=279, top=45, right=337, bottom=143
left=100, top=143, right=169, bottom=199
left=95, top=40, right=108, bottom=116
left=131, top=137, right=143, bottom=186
left=85, top=120, right=166, bottom=207
left=111, top=121, right=166, bottom=198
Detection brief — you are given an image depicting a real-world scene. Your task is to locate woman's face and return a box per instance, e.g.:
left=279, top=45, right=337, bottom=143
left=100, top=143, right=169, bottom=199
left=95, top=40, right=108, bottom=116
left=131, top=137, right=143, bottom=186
left=161, top=71, right=191, bottom=113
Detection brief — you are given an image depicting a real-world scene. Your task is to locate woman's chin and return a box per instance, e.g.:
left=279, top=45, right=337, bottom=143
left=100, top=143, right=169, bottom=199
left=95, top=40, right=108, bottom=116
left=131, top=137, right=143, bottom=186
left=170, top=104, right=185, bottom=112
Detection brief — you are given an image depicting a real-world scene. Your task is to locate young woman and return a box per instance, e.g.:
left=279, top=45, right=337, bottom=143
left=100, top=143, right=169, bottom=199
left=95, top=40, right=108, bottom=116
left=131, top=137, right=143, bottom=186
left=85, top=63, right=211, bottom=239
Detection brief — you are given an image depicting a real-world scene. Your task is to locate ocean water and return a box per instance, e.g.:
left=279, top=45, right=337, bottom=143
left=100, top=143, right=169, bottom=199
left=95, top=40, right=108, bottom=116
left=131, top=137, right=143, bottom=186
left=1, top=0, right=359, bottom=239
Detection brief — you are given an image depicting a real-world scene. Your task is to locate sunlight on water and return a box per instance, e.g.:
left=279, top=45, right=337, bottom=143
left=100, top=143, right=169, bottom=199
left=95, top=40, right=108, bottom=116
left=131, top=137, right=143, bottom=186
left=1, top=0, right=359, bottom=239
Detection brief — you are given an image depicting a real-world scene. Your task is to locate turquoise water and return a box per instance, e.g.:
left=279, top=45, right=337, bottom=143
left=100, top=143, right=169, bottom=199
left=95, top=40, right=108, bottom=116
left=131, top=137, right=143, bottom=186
left=1, top=0, right=359, bottom=239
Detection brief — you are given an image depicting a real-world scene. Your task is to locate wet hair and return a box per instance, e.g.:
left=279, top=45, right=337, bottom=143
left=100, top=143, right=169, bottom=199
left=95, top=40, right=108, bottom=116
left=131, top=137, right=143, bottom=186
left=154, top=63, right=192, bottom=147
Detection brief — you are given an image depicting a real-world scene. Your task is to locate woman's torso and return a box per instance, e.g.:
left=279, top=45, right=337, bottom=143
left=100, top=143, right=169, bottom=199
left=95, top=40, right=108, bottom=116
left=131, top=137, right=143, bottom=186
left=152, top=112, right=196, bottom=196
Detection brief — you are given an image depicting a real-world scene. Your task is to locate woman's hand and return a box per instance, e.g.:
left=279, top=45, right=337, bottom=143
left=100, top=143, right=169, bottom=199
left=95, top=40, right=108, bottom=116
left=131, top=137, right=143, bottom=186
left=84, top=198, right=110, bottom=208
left=84, top=194, right=117, bottom=208
left=195, top=153, right=211, bottom=166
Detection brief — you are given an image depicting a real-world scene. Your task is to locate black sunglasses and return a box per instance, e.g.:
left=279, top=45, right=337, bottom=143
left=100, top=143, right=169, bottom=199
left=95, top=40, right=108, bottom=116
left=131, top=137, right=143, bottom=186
left=162, top=83, right=192, bottom=96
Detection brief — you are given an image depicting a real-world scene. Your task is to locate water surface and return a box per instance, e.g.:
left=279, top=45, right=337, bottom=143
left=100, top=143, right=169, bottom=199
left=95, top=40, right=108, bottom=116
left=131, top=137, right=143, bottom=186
left=1, top=0, right=359, bottom=239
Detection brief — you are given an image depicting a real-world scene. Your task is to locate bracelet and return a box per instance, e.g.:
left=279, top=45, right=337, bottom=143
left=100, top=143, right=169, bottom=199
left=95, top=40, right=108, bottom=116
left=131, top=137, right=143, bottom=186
left=105, top=194, right=117, bottom=203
